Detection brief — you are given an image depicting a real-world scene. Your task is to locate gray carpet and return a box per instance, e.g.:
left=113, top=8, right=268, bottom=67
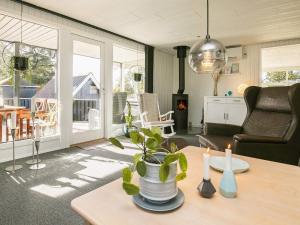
left=0, top=134, right=199, bottom=225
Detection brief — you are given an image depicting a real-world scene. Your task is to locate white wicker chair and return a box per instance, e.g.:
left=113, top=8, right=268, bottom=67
left=138, top=93, right=175, bottom=137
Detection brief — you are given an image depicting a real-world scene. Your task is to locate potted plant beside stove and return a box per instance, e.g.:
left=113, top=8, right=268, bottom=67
left=109, top=128, right=188, bottom=203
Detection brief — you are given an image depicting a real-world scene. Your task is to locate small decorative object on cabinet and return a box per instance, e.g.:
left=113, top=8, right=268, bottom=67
left=109, top=128, right=188, bottom=212
left=204, top=96, right=247, bottom=126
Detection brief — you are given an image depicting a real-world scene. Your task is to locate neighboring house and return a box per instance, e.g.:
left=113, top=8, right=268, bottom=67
left=34, top=73, right=100, bottom=121
left=0, top=78, right=40, bottom=107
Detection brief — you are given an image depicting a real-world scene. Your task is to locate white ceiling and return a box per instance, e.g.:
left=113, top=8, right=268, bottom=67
left=24, top=0, right=300, bottom=50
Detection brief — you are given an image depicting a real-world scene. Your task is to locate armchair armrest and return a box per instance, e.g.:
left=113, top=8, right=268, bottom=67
left=160, top=111, right=174, bottom=121
left=233, top=134, right=287, bottom=144
left=204, top=123, right=242, bottom=136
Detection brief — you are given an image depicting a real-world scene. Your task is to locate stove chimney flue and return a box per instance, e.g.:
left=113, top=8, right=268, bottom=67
left=174, top=46, right=189, bottom=95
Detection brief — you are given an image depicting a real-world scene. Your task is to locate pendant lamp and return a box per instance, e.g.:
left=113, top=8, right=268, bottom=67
left=188, top=0, right=226, bottom=74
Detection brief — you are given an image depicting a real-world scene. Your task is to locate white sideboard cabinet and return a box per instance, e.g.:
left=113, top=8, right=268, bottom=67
left=204, top=96, right=247, bottom=126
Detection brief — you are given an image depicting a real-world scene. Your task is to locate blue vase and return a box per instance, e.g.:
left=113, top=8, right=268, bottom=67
left=219, top=170, right=237, bottom=198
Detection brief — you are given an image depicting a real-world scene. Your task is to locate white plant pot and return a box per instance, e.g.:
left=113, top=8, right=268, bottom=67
left=139, top=153, right=178, bottom=202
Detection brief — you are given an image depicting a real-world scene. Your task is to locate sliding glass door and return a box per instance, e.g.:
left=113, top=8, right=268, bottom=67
left=71, top=35, right=104, bottom=144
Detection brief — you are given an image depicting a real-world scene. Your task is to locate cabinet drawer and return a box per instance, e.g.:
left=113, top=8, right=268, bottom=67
left=206, top=98, right=226, bottom=103
left=227, top=98, right=244, bottom=104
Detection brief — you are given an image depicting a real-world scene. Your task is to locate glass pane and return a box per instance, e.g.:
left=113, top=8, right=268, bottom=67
left=112, top=45, right=145, bottom=136
left=0, top=13, right=58, bottom=143
left=72, top=40, right=101, bottom=133
left=261, top=44, right=300, bottom=86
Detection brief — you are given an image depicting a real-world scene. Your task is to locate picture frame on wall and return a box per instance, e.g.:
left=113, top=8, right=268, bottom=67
left=231, top=63, right=239, bottom=73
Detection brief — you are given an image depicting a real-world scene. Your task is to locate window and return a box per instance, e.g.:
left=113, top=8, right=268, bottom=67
left=261, top=44, right=300, bottom=86
left=0, top=13, right=58, bottom=142
left=111, top=45, right=145, bottom=135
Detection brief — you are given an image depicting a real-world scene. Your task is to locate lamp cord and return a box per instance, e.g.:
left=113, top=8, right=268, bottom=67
left=206, top=0, right=210, bottom=39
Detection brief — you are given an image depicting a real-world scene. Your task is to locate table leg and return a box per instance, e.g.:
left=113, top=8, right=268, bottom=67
left=26, top=118, right=30, bottom=138
left=20, top=117, right=23, bottom=139
left=0, top=114, right=2, bottom=143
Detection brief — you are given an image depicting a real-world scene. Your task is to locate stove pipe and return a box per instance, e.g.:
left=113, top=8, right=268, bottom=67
left=174, top=46, right=189, bottom=94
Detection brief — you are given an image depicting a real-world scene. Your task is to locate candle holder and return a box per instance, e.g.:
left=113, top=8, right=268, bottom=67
left=197, top=178, right=216, bottom=198
left=26, top=112, right=41, bottom=165
left=29, top=140, right=46, bottom=170
left=219, top=147, right=237, bottom=198
left=5, top=128, right=23, bottom=172
left=219, top=170, right=237, bottom=198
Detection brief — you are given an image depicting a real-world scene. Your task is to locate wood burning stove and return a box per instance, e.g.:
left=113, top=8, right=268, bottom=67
left=172, top=94, right=188, bottom=130
left=172, top=46, right=189, bottom=131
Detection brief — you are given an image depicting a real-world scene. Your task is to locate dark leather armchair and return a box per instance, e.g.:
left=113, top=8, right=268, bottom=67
left=199, top=83, right=300, bottom=165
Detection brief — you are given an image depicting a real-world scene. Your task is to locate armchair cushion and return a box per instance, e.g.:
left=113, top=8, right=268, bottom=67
left=233, top=134, right=287, bottom=144
left=198, top=134, right=233, bottom=151
left=204, top=123, right=242, bottom=136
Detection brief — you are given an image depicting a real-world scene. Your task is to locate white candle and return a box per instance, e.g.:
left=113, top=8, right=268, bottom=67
left=225, top=144, right=232, bottom=171
left=31, top=97, right=35, bottom=112
left=203, top=147, right=210, bottom=180
left=11, top=111, right=16, bottom=129
left=35, top=124, right=41, bottom=141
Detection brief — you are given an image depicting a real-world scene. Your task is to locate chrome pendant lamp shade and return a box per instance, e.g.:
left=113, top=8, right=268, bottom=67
left=188, top=0, right=226, bottom=74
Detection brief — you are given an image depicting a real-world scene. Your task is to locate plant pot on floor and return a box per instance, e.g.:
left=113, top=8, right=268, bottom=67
left=139, top=152, right=178, bottom=202
left=123, top=125, right=138, bottom=138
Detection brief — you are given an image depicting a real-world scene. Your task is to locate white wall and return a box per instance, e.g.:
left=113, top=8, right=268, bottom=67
left=173, top=38, right=300, bottom=127
left=153, top=49, right=174, bottom=114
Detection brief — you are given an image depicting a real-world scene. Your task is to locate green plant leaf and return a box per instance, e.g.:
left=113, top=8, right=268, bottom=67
left=178, top=153, right=188, bottom=172
left=159, top=164, right=170, bottom=182
left=170, top=142, right=178, bottom=153
left=153, top=133, right=163, bottom=145
left=130, top=131, right=144, bottom=144
left=122, top=182, right=140, bottom=195
left=145, top=137, right=158, bottom=150
left=164, top=153, right=179, bottom=164
left=140, top=128, right=154, bottom=137
left=108, top=137, right=124, bottom=149
left=151, top=127, right=162, bottom=135
left=133, top=153, right=143, bottom=166
left=176, top=172, right=186, bottom=181
left=136, top=161, right=147, bottom=177
left=122, top=167, right=132, bottom=183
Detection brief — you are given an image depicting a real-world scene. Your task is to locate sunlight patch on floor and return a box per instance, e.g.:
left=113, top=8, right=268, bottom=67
left=75, top=158, right=129, bottom=179
left=63, top=153, right=91, bottom=161
left=30, top=184, right=75, bottom=198
left=98, top=143, right=139, bottom=156
left=56, top=177, right=89, bottom=188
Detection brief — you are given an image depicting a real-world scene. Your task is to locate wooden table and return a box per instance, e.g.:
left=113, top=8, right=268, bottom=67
left=71, top=146, right=300, bottom=225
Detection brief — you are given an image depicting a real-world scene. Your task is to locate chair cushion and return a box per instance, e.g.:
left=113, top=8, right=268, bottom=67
left=243, top=110, right=292, bottom=137
left=198, top=135, right=233, bottom=151
left=255, top=86, right=291, bottom=112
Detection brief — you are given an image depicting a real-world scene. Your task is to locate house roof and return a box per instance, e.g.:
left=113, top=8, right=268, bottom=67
left=0, top=78, right=40, bottom=99
left=34, top=73, right=100, bottom=99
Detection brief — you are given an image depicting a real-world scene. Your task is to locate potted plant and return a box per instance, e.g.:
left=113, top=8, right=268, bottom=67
left=133, top=72, right=142, bottom=82
left=109, top=128, right=188, bottom=202
left=123, top=101, right=137, bottom=138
